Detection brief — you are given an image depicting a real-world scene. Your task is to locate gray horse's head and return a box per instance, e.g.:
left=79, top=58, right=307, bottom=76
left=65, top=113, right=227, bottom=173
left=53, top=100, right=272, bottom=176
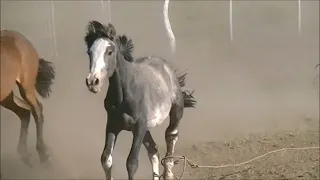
left=84, top=20, right=117, bottom=93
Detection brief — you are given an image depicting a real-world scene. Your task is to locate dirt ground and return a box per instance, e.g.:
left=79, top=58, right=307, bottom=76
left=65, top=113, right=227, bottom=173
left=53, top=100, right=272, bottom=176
left=174, top=121, right=319, bottom=180
left=1, top=1, right=319, bottom=180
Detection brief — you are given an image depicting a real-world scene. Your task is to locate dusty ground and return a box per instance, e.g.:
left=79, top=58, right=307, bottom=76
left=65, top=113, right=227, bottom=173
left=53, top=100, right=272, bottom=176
left=174, top=121, right=319, bottom=180
left=1, top=1, right=319, bottom=180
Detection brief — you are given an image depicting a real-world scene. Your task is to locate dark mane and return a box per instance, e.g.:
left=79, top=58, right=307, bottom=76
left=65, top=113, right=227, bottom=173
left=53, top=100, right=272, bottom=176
left=84, top=20, right=116, bottom=49
left=115, top=35, right=134, bottom=62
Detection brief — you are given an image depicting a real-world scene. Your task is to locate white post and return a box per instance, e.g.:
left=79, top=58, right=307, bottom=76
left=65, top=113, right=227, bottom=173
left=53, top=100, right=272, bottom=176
left=163, top=0, right=176, bottom=55
left=108, top=0, right=112, bottom=23
left=229, top=0, right=234, bottom=42
left=50, top=0, right=58, bottom=57
left=100, top=0, right=106, bottom=19
left=100, top=0, right=111, bottom=24
left=47, top=1, right=53, bottom=56
left=298, top=0, right=301, bottom=35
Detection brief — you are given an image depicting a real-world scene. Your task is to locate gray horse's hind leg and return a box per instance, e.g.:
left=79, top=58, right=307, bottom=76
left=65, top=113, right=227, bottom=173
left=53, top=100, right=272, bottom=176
left=101, top=116, right=121, bottom=180
left=143, top=131, right=160, bottom=180
left=164, top=102, right=183, bottom=180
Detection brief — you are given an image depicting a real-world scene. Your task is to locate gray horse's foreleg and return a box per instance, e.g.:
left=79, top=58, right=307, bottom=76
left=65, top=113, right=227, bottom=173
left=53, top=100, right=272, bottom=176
left=164, top=104, right=183, bottom=180
left=143, top=131, right=160, bottom=180
left=164, top=127, right=179, bottom=180
left=101, top=120, right=120, bottom=180
left=127, top=123, right=147, bottom=180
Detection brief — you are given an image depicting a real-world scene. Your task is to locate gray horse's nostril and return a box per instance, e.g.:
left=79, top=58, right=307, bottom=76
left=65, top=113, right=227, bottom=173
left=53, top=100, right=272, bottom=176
left=86, top=78, right=90, bottom=86
left=93, top=78, right=99, bottom=86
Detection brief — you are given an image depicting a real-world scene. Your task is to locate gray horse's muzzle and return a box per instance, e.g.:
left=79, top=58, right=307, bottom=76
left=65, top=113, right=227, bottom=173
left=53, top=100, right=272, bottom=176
left=86, top=75, right=100, bottom=93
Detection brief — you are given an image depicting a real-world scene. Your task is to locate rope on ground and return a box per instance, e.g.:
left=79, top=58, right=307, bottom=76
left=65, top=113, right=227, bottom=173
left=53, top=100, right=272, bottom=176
left=160, top=146, right=320, bottom=180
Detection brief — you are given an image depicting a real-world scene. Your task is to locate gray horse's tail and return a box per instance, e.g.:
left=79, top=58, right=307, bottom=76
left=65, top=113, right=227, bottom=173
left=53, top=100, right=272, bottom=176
left=35, top=58, right=56, bottom=99
left=176, top=71, right=196, bottom=108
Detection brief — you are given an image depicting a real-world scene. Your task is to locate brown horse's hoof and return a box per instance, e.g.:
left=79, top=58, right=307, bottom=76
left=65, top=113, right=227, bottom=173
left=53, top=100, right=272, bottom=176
left=19, top=152, right=33, bottom=168
left=18, top=146, right=33, bottom=168
left=39, top=153, right=52, bottom=168
left=37, top=144, right=52, bottom=168
left=39, top=151, right=53, bottom=169
left=42, top=160, right=53, bottom=169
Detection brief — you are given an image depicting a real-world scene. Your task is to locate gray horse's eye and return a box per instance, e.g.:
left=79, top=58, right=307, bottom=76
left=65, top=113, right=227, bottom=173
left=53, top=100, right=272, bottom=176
left=106, top=50, right=112, bottom=56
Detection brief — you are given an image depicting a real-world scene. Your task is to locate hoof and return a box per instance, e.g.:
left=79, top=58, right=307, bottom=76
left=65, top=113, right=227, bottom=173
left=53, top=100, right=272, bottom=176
left=18, top=146, right=33, bottom=168
left=39, top=151, right=52, bottom=169
left=19, top=152, right=33, bottom=168
left=42, top=160, right=53, bottom=169
left=164, top=174, right=175, bottom=180
left=153, top=173, right=160, bottom=180
left=22, top=158, right=33, bottom=168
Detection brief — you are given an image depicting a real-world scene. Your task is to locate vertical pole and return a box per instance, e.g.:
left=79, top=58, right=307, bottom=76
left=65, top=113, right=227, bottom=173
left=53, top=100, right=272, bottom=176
left=163, top=0, right=176, bottom=55
left=50, top=0, right=58, bottom=57
left=229, top=0, right=234, bottom=42
left=298, top=0, right=302, bottom=35
left=108, top=0, right=112, bottom=23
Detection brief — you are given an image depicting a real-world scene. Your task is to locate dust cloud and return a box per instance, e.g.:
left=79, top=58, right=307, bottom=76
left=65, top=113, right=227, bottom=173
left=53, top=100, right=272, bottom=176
left=1, top=1, right=319, bottom=179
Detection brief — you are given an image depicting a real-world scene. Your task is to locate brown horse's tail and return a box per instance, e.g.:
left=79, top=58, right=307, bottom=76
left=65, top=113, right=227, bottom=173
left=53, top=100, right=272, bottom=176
left=176, top=70, right=197, bottom=108
left=35, top=58, right=55, bottom=99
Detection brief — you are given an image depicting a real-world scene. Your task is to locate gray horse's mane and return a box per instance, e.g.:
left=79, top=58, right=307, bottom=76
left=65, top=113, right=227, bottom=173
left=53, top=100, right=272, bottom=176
left=84, top=20, right=134, bottom=62
left=115, top=35, right=134, bottom=62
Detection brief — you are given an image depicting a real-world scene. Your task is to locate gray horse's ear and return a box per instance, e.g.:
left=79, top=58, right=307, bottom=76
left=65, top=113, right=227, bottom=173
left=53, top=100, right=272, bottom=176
left=105, top=23, right=116, bottom=40
left=89, top=24, right=96, bottom=33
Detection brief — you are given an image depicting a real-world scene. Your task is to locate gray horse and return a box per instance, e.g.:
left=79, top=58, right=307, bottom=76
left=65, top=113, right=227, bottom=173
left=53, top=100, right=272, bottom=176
left=84, top=20, right=196, bottom=180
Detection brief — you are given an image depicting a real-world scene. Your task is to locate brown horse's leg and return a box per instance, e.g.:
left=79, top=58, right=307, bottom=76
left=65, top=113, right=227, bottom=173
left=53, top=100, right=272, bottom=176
left=1, top=92, right=32, bottom=167
left=18, top=83, right=50, bottom=166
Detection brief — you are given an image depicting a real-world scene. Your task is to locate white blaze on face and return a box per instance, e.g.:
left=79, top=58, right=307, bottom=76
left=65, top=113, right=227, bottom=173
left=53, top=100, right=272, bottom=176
left=89, top=38, right=112, bottom=75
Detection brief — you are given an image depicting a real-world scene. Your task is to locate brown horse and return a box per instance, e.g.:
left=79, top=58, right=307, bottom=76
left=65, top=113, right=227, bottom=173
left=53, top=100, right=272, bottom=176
left=1, top=30, right=55, bottom=167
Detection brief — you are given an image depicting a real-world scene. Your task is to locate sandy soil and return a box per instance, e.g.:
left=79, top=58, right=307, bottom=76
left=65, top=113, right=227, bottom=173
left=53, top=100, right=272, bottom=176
left=174, top=121, right=319, bottom=180
left=1, top=1, right=319, bottom=179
